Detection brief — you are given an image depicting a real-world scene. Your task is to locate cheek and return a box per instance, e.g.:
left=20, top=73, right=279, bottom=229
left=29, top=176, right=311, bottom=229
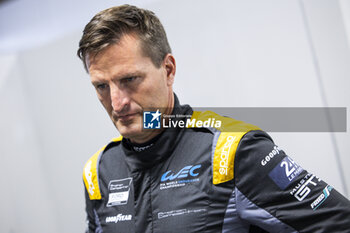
left=130, top=71, right=169, bottom=107
left=149, top=72, right=168, bottom=93
left=97, top=94, right=113, bottom=113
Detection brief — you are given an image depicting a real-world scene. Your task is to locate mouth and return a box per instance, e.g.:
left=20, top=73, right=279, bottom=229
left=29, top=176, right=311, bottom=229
left=116, top=113, right=139, bottom=122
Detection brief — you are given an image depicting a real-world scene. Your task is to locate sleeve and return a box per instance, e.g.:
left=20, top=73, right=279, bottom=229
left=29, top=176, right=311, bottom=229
left=84, top=187, right=97, bottom=233
left=234, top=130, right=350, bottom=233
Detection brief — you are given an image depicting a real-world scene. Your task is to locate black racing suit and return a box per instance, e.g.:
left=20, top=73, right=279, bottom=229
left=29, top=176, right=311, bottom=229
left=83, top=95, right=350, bottom=232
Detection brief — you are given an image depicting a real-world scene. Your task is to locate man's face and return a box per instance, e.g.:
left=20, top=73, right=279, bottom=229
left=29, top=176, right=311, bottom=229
left=88, top=34, right=175, bottom=143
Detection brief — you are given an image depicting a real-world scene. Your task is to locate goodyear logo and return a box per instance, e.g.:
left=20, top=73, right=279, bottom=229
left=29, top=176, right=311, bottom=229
left=106, top=214, right=132, bottom=224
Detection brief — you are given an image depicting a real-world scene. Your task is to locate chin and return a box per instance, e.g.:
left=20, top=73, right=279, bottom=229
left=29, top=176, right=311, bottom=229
left=115, top=122, right=142, bottom=139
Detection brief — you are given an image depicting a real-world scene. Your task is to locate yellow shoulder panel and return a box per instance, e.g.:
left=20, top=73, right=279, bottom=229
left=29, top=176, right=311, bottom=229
left=83, top=136, right=123, bottom=200
left=191, top=111, right=260, bottom=185
left=111, top=135, right=123, bottom=142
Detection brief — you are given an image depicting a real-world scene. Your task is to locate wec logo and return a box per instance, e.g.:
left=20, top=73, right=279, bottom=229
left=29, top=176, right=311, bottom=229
left=161, top=164, right=201, bottom=182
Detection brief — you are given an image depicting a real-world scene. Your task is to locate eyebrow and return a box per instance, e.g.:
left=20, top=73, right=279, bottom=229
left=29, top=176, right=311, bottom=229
left=91, top=71, right=144, bottom=85
left=117, top=72, right=143, bottom=80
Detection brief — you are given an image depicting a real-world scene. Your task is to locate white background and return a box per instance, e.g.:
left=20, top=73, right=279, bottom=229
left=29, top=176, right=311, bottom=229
left=1, top=0, right=349, bottom=232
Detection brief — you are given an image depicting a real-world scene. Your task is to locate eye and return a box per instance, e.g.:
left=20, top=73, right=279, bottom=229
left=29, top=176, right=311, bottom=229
left=96, top=83, right=108, bottom=91
left=121, top=76, right=137, bottom=84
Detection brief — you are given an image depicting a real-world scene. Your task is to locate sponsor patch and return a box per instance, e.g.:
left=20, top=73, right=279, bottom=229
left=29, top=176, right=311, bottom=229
left=311, top=185, right=333, bottom=210
left=290, top=174, right=321, bottom=201
left=133, top=143, right=154, bottom=152
left=269, top=157, right=304, bottom=190
left=261, top=145, right=281, bottom=166
left=84, top=160, right=95, bottom=196
left=160, top=164, right=201, bottom=190
left=218, top=136, right=236, bottom=176
left=106, top=214, right=132, bottom=224
left=157, top=209, right=206, bottom=219
left=107, top=178, right=132, bottom=207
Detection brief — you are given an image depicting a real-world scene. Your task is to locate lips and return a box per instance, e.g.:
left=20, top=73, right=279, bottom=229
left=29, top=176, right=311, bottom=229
left=116, top=113, right=138, bottom=121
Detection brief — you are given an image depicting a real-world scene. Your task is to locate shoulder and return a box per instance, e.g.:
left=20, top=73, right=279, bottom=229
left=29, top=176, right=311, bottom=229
left=234, top=130, right=281, bottom=179
left=82, top=136, right=123, bottom=200
left=233, top=130, right=291, bottom=194
left=191, top=110, right=262, bottom=185
left=191, top=110, right=260, bottom=132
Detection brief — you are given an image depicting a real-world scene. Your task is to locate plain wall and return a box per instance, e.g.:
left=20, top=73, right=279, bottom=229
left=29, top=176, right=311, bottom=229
left=0, top=0, right=349, bottom=232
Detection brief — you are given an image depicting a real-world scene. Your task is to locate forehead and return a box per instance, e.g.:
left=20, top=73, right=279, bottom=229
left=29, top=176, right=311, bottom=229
left=88, top=34, right=151, bottom=77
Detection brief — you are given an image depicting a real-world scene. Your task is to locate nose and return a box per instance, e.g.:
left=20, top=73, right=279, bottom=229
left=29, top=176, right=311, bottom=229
left=110, top=85, right=129, bottom=113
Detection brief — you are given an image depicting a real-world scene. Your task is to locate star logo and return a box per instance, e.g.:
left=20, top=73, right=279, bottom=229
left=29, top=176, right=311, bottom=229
left=143, top=110, right=161, bottom=129
left=151, top=110, right=161, bottom=122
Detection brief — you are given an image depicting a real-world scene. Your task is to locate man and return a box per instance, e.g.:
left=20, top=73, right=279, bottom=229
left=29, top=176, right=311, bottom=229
left=78, top=4, right=350, bottom=233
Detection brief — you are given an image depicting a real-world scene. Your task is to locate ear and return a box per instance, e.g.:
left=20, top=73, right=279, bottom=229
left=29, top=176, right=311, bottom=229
left=163, top=54, right=176, bottom=86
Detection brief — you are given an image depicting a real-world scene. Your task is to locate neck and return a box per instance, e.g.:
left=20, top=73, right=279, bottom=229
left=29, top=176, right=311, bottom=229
left=129, top=92, right=175, bottom=144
